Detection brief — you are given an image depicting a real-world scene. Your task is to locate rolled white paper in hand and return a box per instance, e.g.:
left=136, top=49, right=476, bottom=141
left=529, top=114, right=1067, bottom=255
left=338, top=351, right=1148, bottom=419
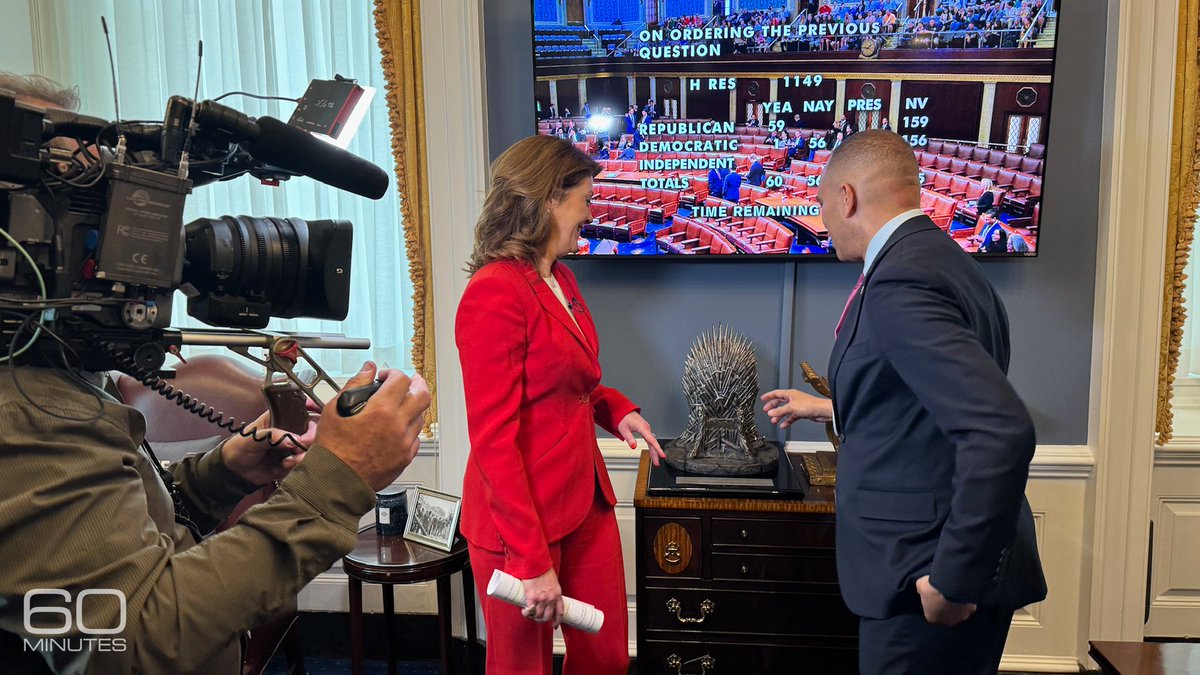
left=486, top=569, right=605, bottom=635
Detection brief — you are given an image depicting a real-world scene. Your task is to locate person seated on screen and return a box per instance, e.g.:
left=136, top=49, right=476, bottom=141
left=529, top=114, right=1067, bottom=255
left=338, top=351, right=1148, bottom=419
left=792, top=113, right=804, bottom=128
left=747, top=159, right=766, bottom=187
left=1008, top=232, right=1031, bottom=254
left=832, top=131, right=845, bottom=150
left=619, top=142, right=636, bottom=160
left=881, top=117, right=892, bottom=131
left=978, top=225, right=1009, bottom=254
left=976, top=178, right=997, bottom=214
left=722, top=170, right=744, bottom=202
left=785, top=131, right=802, bottom=161
left=747, top=115, right=761, bottom=127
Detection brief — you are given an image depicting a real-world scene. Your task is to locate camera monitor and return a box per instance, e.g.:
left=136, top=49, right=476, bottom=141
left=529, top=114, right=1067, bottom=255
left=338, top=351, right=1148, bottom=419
left=533, top=0, right=1058, bottom=258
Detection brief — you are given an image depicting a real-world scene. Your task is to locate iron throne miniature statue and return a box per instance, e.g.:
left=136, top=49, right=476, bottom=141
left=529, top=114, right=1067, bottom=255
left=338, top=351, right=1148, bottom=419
left=663, top=325, right=779, bottom=476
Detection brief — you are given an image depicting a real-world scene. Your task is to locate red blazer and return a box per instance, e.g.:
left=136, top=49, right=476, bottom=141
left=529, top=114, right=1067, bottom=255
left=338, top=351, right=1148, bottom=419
left=455, top=259, right=637, bottom=579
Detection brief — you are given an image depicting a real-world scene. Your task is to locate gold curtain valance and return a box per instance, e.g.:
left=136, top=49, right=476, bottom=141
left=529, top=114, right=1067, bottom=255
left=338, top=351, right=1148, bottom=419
left=1156, top=0, right=1200, bottom=443
left=373, top=0, right=436, bottom=431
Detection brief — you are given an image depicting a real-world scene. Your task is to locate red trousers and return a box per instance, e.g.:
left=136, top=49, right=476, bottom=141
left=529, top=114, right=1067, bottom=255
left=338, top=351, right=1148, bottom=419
left=468, top=490, right=629, bottom=675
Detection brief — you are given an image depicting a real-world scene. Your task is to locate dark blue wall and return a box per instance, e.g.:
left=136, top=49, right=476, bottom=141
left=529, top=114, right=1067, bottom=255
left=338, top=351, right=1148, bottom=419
left=481, top=1, right=1102, bottom=444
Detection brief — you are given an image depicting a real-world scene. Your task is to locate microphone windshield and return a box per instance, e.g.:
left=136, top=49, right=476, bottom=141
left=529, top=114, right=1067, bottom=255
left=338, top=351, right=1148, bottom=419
left=245, top=116, right=389, bottom=200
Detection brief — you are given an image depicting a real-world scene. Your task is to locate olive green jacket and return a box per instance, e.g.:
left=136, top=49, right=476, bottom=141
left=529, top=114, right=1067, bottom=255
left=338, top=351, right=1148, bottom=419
left=0, top=367, right=375, bottom=674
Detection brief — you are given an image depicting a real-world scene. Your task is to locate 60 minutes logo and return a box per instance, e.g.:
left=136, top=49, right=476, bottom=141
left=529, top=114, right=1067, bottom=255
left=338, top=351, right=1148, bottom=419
left=22, top=589, right=128, bottom=654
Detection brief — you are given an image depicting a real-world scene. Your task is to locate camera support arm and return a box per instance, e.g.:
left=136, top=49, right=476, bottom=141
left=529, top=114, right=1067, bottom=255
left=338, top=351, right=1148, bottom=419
left=176, top=329, right=369, bottom=433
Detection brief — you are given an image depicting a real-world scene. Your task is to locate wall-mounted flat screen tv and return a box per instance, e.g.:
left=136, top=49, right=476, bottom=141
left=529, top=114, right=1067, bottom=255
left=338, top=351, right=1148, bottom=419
left=532, top=0, right=1058, bottom=258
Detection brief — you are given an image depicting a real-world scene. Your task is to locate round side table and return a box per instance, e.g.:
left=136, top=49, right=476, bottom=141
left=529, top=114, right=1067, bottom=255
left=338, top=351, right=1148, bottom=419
left=342, top=527, right=476, bottom=675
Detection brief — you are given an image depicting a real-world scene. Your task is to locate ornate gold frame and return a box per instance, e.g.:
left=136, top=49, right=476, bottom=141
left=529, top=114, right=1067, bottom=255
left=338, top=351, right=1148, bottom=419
left=1156, top=0, right=1200, bottom=442
left=373, top=0, right=436, bottom=430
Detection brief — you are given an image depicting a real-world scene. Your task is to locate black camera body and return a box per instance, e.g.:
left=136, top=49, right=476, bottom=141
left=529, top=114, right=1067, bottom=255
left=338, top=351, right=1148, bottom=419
left=0, top=93, right=377, bottom=372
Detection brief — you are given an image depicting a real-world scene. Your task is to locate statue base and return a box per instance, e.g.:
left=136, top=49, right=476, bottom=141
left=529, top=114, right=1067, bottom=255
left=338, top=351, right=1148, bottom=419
left=647, top=440, right=803, bottom=499
left=663, top=439, right=779, bottom=476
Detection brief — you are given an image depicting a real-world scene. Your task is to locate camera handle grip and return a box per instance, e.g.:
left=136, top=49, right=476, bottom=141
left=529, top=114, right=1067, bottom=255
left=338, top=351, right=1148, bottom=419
left=336, top=381, right=383, bottom=418
left=263, top=381, right=310, bottom=434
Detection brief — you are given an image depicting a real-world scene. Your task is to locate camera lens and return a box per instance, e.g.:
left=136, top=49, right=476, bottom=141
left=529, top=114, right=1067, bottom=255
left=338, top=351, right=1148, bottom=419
left=182, top=216, right=352, bottom=328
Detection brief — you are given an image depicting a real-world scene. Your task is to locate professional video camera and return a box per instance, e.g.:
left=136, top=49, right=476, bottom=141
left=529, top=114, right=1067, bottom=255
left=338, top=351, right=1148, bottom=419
left=0, top=91, right=389, bottom=428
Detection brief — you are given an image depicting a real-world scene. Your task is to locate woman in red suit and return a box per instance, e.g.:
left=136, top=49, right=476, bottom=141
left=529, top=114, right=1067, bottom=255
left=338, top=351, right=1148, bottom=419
left=456, top=135, right=665, bottom=674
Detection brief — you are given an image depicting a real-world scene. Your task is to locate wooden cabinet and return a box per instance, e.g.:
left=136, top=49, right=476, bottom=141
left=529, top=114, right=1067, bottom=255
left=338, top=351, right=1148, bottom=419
left=634, top=453, right=857, bottom=674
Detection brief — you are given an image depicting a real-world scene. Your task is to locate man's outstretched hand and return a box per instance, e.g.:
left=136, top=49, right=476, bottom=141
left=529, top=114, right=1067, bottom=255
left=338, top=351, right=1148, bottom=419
left=315, top=362, right=432, bottom=491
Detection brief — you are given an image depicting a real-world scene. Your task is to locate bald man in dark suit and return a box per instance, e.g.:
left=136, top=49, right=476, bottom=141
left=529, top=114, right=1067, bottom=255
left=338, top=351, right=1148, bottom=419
left=761, top=131, right=1046, bottom=675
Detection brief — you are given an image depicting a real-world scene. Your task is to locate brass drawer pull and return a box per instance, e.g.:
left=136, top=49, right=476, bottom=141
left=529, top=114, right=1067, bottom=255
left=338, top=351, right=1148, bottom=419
left=666, top=597, right=715, bottom=623
left=740, top=529, right=748, bottom=539
left=667, top=654, right=716, bottom=674
left=664, top=541, right=682, bottom=564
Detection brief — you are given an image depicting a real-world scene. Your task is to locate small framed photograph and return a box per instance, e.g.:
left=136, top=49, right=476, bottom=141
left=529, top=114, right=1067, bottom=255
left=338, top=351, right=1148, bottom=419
left=403, top=487, right=462, bottom=552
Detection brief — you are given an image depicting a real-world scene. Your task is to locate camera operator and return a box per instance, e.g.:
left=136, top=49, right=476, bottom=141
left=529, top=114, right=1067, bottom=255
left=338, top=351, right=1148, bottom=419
left=0, top=73, right=431, bottom=674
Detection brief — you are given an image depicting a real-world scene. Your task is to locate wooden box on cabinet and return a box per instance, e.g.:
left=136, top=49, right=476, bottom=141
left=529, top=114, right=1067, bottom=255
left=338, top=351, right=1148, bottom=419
left=634, top=453, right=857, bottom=674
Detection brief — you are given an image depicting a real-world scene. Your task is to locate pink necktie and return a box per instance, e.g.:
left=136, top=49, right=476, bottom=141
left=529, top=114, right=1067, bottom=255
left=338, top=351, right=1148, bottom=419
left=834, top=274, right=865, bottom=338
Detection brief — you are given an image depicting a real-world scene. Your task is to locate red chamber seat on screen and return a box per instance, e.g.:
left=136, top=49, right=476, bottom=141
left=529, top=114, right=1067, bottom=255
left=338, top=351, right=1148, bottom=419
left=727, top=216, right=793, bottom=255
left=948, top=176, right=971, bottom=199
left=920, top=189, right=959, bottom=231
left=932, top=172, right=954, bottom=193
left=1020, top=156, right=1044, bottom=175
left=1003, top=175, right=1042, bottom=216
left=655, top=217, right=735, bottom=254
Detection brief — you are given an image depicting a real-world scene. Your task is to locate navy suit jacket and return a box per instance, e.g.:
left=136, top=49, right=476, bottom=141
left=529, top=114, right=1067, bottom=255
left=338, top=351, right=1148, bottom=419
left=829, top=215, right=1046, bottom=619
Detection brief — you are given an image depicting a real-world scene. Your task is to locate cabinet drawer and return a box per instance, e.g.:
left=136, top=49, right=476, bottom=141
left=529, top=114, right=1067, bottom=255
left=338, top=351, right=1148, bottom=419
left=711, top=517, right=834, bottom=549
left=643, top=516, right=703, bottom=578
left=711, top=552, right=838, bottom=583
left=642, top=586, right=857, bottom=637
left=639, top=638, right=857, bottom=675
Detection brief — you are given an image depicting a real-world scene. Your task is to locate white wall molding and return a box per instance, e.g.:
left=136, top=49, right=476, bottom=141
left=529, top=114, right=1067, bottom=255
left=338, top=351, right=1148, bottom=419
left=422, top=0, right=488, bottom=499
left=1155, top=441, right=1200, bottom=467
left=783, top=441, right=1095, bottom=479
left=997, top=654, right=1084, bottom=673
left=1088, top=0, right=1179, bottom=644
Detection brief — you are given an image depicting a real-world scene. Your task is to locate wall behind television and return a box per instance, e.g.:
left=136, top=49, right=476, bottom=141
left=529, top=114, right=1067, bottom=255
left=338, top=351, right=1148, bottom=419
left=482, top=0, right=1101, bottom=445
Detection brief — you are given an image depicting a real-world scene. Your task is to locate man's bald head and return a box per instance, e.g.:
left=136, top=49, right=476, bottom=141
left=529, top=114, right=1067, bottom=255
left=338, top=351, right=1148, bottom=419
left=817, top=130, right=923, bottom=261
left=823, top=130, right=921, bottom=207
